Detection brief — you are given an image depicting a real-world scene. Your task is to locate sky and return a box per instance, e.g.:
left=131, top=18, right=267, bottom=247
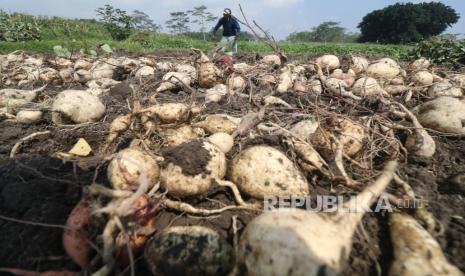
left=1, top=0, right=464, bottom=40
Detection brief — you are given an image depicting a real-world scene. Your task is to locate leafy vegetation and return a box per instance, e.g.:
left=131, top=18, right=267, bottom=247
left=0, top=10, right=41, bottom=41
left=96, top=4, right=133, bottom=40
left=287, top=22, right=359, bottom=43
left=409, top=37, right=465, bottom=66
left=359, top=2, right=460, bottom=44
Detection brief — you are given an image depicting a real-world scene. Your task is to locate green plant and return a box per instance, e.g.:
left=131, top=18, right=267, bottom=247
left=409, top=37, right=465, bottom=66
left=0, top=10, right=41, bottom=42
left=96, top=4, right=133, bottom=40
left=358, top=2, right=460, bottom=44
left=53, top=45, right=71, bottom=58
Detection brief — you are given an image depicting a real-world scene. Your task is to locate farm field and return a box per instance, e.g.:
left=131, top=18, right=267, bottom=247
left=0, top=48, right=464, bottom=276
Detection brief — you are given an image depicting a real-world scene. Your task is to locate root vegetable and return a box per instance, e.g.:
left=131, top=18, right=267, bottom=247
left=389, top=213, right=463, bottom=276
left=264, top=95, right=292, bottom=108
left=206, top=132, right=234, bottom=154
left=194, top=114, right=241, bottom=134
left=413, top=96, right=465, bottom=134
left=51, top=90, right=105, bottom=124
left=145, top=226, right=234, bottom=276
left=73, top=69, right=92, bottom=83
left=324, top=78, right=361, bottom=100
left=367, top=59, right=400, bottom=79
left=102, top=114, right=132, bottom=152
left=393, top=102, right=436, bottom=158
left=290, top=119, right=319, bottom=141
left=450, top=74, right=465, bottom=89
left=156, top=62, right=173, bottom=71
left=90, top=61, right=116, bottom=80
left=353, top=77, right=389, bottom=97
left=160, top=139, right=227, bottom=197
left=236, top=161, right=397, bottom=276
left=55, top=57, right=73, bottom=68
left=385, top=85, right=409, bottom=95
left=408, top=58, right=430, bottom=71
left=262, top=54, right=281, bottom=66
left=156, top=72, right=191, bottom=92
left=63, top=197, right=91, bottom=269
left=74, top=59, right=93, bottom=70
left=194, top=50, right=222, bottom=88
left=162, top=124, right=199, bottom=147
left=310, top=117, right=366, bottom=158
left=390, top=77, right=405, bottom=85
left=0, top=85, right=46, bottom=108
left=107, top=148, right=160, bottom=191
left=258, top=74, right=277, bottom=87
left=309, top=79, right=323, bottom=94
left=316, top=55, right=340, bottom=71
left=428, top=81, right=462, bottom=97
left=233, top=62, right=252, bottom=73
left=135, top=66, right=155, bottom=78
left=175, top=64, right=197, bottom=79
left=142, top=103, right=189, bottom=123
left=412, top=71, right=434, bottom=86
left=59, top=68, right=74, bottom=83
left=350, top=56, right=369, bottom=74
left=227, top=75, right=247, bottom=94
left=230, top=145, right=309, bottom=199
left=277, top=65, right=293, bottom=93
left=87, top=78, right=120, bottom=90
left=205, top=84, right=228, bottom=103
left=330, top=69, right=355, bottom=87
left=16, top=110, right=42, bottom=124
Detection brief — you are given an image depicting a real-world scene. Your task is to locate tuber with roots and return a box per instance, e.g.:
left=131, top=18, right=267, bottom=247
left=315, top=55, right=340, bottom=71
left=162, top=124, right=199, bottom=147
left=0, top=85, right=46, bottom=108
left=194, top=114, right=241, bottom=134
left=367, top=58, right=401, bottom=79
left=413, top=96, right=465, bottom=135
left=51, top=90, right=106, bottom=124
left=427, top=81, right=462, bottom=97
left=160, top=138, right=228, bottom=197
left=145, top=226, right=234, bottom=276
left=139, top=103, right=189, bottom=123
left=236, top=161, right=398, bottom=276
left=107, top=147, right=160, bottom=191
left=388, top=212, right=463, bottom=276
left=156, top=72, right=191, bottom=92
left=352, top=77, right=389, bottom=97
left=229, top=145, right=309, bottom=199
left=393, top=102, right=436, bottom=158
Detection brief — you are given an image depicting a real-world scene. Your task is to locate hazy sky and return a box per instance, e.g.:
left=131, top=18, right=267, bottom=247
left=1, top=0, right=464, bottom=39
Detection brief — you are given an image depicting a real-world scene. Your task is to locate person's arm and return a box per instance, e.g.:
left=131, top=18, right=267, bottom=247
left=212, top=18, right=223, bottom=34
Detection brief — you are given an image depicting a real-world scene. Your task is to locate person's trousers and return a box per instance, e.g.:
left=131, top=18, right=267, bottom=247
left=220, top=36, right=237, bottom=55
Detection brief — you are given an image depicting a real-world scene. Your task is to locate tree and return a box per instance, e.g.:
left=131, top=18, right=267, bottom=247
left=165, top=12, right=190, bottom=34
left=358, top=2, right=459, bottom=44
left=187, top=5, right=217, bottom=40
left=132, top=10, right=161, bottom=32
left=96, top=4, right=133, bottom=40
left=286, top=22, right=358, bottom=43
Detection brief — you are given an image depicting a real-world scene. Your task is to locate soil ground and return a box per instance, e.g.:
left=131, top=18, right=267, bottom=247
left=0, top=51, right=464, bottom=275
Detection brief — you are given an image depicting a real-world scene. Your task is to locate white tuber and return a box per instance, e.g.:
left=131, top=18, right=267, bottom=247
left=230, top=145, right=309, bottom=199
left=51, top=90, right=106, bottom=124
left=107, top=148, right=160, bottom=191
left=237, top=161, right=398, bottom=276
left=413, top=96, right=465, bottom=135
left=389, top=212, right=463, bottom=276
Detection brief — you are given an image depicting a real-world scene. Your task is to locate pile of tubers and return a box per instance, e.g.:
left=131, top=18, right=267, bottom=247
left=1, top=48, right=464, bottom=276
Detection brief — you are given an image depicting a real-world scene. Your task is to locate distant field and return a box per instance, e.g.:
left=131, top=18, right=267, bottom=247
left=0, top=16, right=411, bottom=57
left=0, top=36, right=411, bottom=57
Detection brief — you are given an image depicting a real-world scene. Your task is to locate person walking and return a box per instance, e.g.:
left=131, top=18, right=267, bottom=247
left=212, top=8, right=241, bottom=56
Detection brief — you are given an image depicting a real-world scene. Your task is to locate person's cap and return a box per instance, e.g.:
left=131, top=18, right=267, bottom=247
left=223, top=8, right=232, bottom=15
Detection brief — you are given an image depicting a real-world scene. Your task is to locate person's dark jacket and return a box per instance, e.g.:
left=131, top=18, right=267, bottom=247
left=213, top=16, right=240, bottom=36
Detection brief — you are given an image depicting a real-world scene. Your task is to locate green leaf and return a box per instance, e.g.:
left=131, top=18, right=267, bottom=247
left=89, top=50, right=97, bottom=57
left=53, top=45, right=71, bottom=58
left=100, top=44, right=113, bottom=53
